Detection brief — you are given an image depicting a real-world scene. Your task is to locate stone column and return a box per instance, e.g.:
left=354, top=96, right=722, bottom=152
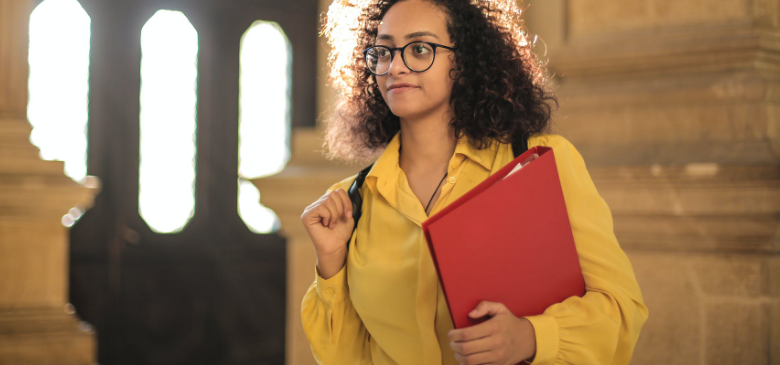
left=250, top=0, right=364, bottom=362
left=524, top=0, right=780, bottom=364
left=0, top=0, right=98, bottom=363
left=252, top=128, right=360, bottom=365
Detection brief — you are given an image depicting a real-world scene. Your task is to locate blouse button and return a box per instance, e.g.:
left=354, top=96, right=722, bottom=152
left=325, top=288, right=334, bottom=295
left=448, top=176, right=456, bottom=184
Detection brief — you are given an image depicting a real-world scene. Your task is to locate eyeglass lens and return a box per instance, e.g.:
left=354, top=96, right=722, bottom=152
left=365, top=42, right=435, bottom=75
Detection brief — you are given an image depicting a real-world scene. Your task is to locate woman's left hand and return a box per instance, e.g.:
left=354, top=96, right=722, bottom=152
left=448, top=301, right=537, bottom=365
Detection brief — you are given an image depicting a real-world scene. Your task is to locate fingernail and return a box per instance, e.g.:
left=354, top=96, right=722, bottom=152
left=347, top=210, right=352, bottom=217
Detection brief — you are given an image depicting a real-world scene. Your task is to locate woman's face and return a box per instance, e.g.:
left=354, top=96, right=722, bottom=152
left=375, top=0, right=456, bottom=121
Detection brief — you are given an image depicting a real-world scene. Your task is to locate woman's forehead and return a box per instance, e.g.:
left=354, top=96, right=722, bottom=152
left=377, top=0, right=450, bottom=42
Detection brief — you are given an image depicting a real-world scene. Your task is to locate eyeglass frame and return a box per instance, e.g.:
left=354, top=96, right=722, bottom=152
left=363, top=41, right=457, bottom=76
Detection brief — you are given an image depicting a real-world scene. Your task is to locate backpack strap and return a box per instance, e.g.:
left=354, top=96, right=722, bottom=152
left=345, top=133, right=529, bottom=250
left=511, top=133, right=530, bottom=159
left=346, top=163, right=374, bottom=240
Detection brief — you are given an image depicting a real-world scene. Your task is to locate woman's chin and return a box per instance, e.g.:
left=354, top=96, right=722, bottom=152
left=388, top=105, right=428, bottom=120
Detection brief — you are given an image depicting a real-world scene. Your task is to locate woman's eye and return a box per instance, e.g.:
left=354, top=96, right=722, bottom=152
left=413, top=44, right=431, bottom=54
left=377, top=48, right=390, bottom=57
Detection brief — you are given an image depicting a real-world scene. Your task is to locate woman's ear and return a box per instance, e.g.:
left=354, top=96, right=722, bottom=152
left=449, top=67, right=460, bottom=80
left=448, top=53, right=460, bottom=79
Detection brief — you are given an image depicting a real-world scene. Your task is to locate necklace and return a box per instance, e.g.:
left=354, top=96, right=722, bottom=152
left=400, top=143, right=449, bottom=216
left=425, top=171, right=448, bottom=216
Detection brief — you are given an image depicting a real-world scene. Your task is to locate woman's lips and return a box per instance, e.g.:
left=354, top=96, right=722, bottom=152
left=388, top=86, right=419, bottom=94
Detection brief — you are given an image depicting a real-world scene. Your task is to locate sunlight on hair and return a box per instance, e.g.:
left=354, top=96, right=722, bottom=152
left=322, top=0, right=544, bottom=93
left=139, top=10, right=198, bottom=234
left=468, top=0, right=529, bottom=46
left=237, top=20, right=292, bottom=234
left=322, top=0, right=374, bottom=97
left=468, top=0, right=545, bottom=80
left=28, top=0, right=90, bottom=183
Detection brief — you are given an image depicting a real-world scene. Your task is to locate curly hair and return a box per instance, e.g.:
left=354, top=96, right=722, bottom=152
left=320, top=0, right=558, bottom=163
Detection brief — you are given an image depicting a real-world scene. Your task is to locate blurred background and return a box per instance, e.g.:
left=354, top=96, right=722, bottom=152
left=0, top=0, right=777, bottom=364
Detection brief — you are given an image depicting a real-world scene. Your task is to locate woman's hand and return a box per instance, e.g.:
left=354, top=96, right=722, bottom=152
left=448, top=301, right=537, bottom=365
left=301, top=188, right=355, bottom=278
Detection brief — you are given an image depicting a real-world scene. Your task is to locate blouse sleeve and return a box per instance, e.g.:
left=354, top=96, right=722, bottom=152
left=300, top=181, right=373, bottom=365
left=522, top=136, right=649, bottom=365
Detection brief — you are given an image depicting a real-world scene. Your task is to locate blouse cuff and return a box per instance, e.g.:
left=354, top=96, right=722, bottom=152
left=522, top=313, right=560, bottom=365
left=314, top=262, right=349, bottom=305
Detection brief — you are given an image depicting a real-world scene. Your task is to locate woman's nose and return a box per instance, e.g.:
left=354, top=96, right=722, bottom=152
left=387, top=51, right=410, bottom=76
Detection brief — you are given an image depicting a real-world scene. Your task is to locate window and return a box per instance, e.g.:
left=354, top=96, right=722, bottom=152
left=29, top=7, right=296, bottom=235
left=138, top=10, right=199, bottom=234
left=28, top=0, right=91, bottom=183
left=237, top=21, right=292, bottom=234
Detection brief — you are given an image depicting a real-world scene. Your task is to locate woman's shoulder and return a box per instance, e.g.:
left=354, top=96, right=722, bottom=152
left=528, top=133, right=574, bottom=150
left=525, top=133, right=591, bottom=174
left=325, top=173, right=360, bottom=195
left=525, top=133, right=601, bottom=195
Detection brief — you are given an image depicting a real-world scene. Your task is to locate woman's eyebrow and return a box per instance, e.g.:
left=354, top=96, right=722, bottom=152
left=377, top=31, right=440, bottom=41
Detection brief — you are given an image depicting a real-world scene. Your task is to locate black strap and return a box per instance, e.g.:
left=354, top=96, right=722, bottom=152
left=346, top=134, right=530, bottom=250
left=511, top=133, right=529, bottom=160
left=347, top=163, right=374, bottom=233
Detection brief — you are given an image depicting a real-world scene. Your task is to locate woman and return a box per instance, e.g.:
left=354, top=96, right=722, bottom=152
left=300, top=0, right=648, bottom=363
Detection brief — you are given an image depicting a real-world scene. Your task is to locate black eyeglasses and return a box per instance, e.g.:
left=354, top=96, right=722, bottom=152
left=363, top=41, right=456, bottom=76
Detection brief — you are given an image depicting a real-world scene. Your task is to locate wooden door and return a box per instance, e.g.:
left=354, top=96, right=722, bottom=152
left=67, top=0, right=317, bottom=363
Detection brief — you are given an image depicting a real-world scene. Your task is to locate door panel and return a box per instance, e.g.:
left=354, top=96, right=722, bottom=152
left=68, top=0, right=316, bottom=363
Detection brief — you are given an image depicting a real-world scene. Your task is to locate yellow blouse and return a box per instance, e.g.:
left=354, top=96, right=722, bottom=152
left=301, top=131, right=648, bottom=365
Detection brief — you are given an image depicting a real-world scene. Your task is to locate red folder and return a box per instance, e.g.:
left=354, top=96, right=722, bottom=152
left=422, top=145, right=586, bottom=329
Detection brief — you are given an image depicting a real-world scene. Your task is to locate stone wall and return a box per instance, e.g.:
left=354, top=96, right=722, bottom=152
left=525, top=1, right=780, bottom=363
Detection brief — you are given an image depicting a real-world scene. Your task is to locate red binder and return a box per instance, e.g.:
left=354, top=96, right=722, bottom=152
left=422, top=145, right=586, bottom=329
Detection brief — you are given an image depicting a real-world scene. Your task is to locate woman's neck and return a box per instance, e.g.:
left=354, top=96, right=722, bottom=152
left=398, top=111, right=457, bottom=176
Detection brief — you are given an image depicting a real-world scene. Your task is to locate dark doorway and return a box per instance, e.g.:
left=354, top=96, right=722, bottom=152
left=67, top=0, right=317, bottom=363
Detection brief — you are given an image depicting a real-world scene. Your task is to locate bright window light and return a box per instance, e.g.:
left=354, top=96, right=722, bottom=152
left=237, top=21, right=292, bottom=234
left=139, top=10, right=198, bottom=234
left=28, top=0, right=90, bottom=183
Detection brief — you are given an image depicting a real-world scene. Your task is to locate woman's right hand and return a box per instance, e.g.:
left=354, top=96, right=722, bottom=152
left=301, top=187, right=355, bottom=275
